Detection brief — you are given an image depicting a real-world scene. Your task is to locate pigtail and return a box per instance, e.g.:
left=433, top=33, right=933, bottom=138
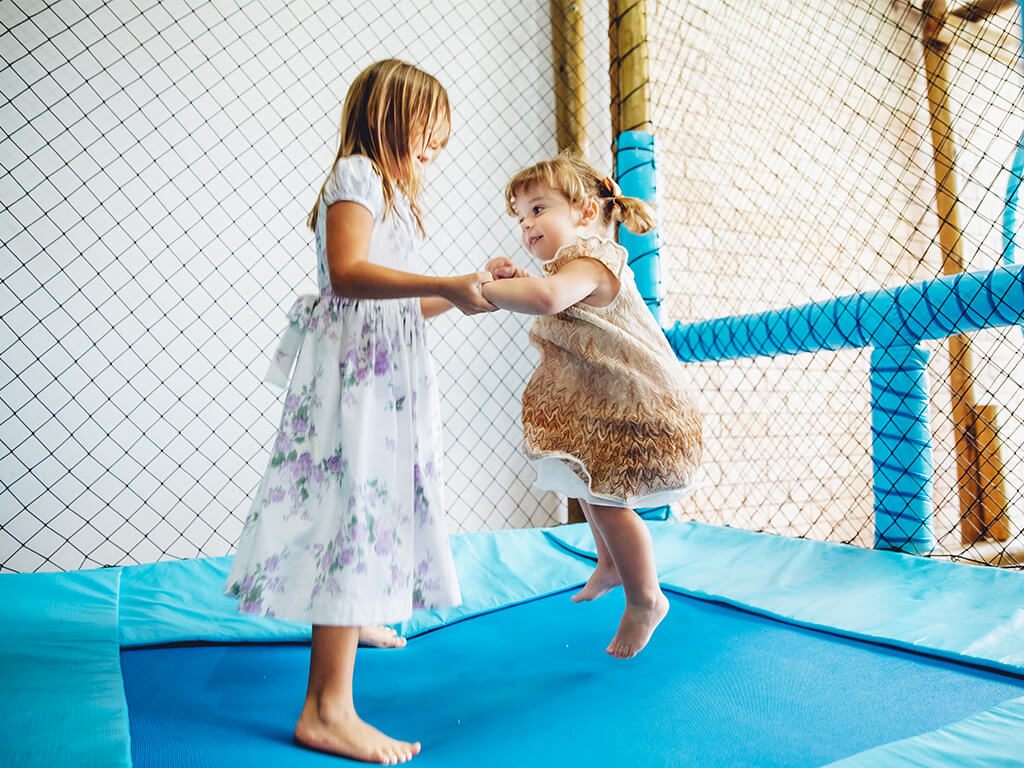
left=595, top=174, right=656, bottom=235
left=611, top=195, right=656, bottom=235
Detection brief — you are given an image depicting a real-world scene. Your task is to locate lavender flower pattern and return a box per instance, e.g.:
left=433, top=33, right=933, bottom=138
left=225, top=154, right=460, bottom=625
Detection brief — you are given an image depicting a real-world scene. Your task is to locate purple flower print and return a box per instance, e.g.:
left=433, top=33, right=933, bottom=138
left=295, top=452, right=314, bottom=477
left=240, top=574, right=254, bottom=592
left=274, top=433, right=293, bottom=453
left=268, top=487, right=285, bottom=503
left=374, top=537, right=393, bottom=556
left=350, top=521, right=367, bottom=542
left=284, top=393, right=301, bottom=412
left=291, top=417, right=308, bottom=435
left=374, top=344, right=391, bottom=376
left=417, top=560, right=430, bottom=575
left=326, top=454, right=343, bottom=472
left=242, top=600, right=262, bottom=613
left=339, top=548, right=356, bottom=566
left=265, top=555, right=279, bottom=573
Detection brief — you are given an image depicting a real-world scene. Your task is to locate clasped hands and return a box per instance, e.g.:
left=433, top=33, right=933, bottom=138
left=447, top=257, right=526, bottom=316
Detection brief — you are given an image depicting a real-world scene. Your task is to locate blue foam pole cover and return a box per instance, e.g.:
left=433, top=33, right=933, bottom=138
left=870, top=344, right=935, bottom=554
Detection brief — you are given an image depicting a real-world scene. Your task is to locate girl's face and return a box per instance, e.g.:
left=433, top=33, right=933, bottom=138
left=513, top=183, right=594, bottom=262
left=408, top=125, right=444, bottom=182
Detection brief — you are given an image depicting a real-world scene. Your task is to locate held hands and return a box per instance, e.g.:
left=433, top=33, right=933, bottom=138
left=485, top=257, right=528, bottom=280
left=444, top=271, right=497, bottom=315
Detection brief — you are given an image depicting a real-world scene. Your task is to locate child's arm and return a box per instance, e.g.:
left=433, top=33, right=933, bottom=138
left=481, top=258, right=613, bottom=315
left=420, top=297, right=454, bottom=318
left=326, top=202, right=495, bottom=315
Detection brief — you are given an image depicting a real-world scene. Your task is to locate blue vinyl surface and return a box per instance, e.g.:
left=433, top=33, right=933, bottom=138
left=122, top=587, right=1024, bottom=768
left=5, top=522, right=1024, bottom=767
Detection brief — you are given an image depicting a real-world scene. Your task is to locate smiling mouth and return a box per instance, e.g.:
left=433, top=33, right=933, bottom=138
left=528, top=235, right=542, bottom=247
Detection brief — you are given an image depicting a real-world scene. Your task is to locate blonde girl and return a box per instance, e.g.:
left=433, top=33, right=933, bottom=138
left=483, top=152, right=702, bottom=659
left=226, top=59, right=494, bottom=764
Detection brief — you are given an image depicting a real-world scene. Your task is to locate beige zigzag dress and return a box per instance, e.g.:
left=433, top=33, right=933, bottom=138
left=523, top=235, right=703, bottom=508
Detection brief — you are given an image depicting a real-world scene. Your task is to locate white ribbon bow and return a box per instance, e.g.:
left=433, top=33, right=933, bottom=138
left=264, top=294, right=319, bottom=389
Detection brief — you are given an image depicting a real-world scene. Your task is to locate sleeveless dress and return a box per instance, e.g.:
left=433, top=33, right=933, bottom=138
left=225, top=155, right=461, bottom=626
left=523, top=236, right=703, bottom=508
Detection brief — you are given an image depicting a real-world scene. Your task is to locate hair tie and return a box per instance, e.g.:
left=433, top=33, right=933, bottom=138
left=600, top=175, right=622, bottom=198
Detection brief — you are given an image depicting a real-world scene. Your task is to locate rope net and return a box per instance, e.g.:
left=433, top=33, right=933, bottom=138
left=650, top=0, right=1024, bottom=565
left=1, top=0, right=1021, bottom=572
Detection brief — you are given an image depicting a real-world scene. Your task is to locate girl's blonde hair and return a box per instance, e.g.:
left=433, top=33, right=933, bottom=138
left=504, top=152, right=656, bottom=235
left=307, top=59, right=451, bottom=235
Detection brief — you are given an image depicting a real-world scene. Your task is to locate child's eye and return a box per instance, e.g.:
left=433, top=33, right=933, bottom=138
left=533, top=206, right=543, bottom=215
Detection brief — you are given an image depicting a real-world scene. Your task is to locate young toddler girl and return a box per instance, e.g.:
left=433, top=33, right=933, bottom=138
left=225, top=59, right=494, bottom=764
left=483, top=152, right=703, bottom=659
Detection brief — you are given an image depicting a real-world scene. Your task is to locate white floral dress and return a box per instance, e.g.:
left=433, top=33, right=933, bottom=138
left=225, top=155, right=461, bottom=626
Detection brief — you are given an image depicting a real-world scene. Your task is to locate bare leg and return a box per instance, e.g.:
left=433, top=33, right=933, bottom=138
left=586, top=505, right=669, bottom=659
left=294, top=625, right=421, bottom=764
left=358, top=625, right=406, bottom=648
left=571, top=500, right=622, bottom=602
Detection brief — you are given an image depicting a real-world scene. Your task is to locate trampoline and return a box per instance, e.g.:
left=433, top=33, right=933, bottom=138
left=4, top=522, right=1024, bottom=768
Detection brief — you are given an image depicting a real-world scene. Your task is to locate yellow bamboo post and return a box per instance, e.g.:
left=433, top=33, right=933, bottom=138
left=613, top=0, right=652, bottom=134
left=553, top=0, right=587, bottom=155
left=975, top=405, right=1011, bottom=541
left=921, top=1, right=985, bottom=545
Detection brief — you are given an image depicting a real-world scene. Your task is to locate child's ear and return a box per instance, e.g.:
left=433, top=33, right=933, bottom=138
left=580, top=198, right=599, bottom=224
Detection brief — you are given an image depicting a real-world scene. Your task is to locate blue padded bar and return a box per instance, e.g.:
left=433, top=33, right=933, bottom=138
left=616, top=130, right=663, bottom=325
left=667, top=263, right=1024, bottom=363
left=870, top=345, right=935, bottom=553
left=617, top=130, right=670, bottom=519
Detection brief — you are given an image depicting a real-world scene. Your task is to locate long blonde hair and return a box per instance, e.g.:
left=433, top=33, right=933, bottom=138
left=307, top=59, right=451, bottom=235
left=505, top=152, right=656, bottom=235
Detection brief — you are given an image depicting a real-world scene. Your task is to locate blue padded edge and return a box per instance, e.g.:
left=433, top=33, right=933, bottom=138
left=118, top=556, right=310, bottom=647
left=545, top=521, right=1024, bottom=676
left=0, top=568, right=130, bottom=768
left=821, top=695, right=1024, bottom=768
left=119, top=527, right=594, bottom=647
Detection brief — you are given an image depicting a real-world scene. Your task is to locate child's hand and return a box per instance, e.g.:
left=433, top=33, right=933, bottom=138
left=485, top=257, right=525, bottom=279
left=444, top=272, right=497, bottom=315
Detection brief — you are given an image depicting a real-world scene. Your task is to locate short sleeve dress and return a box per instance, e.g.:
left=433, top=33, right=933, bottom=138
left=523, top=235, right=703, bottom=508
left=225, top=154, right=461, bottom=626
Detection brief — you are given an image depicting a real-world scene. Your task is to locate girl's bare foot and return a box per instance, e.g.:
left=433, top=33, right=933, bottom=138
left=606, top=592, right=669, bottom=659
left=571, top=564, right=622, bottom=602
left=295, top=705, right=421, bottom=764
left=358, top=625, right=406, bottom=648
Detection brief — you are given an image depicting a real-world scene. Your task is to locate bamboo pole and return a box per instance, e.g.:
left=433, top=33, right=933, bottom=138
left=552, top=0, right=587, bottom=155
left=614, top=0, right=652, bottom=133
left=975, top=405, right=1011, bottom=541
left=921, top=1, right=985, bottom=545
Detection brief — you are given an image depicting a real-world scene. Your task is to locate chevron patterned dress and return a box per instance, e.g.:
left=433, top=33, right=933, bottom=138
left=522, top=236, right=703, bottom=508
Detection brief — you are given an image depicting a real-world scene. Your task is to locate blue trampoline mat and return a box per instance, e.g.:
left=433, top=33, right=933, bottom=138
left=122, top=586, right=1024, bottom=768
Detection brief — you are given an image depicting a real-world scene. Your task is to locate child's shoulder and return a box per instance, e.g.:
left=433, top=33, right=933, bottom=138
left=323, top=154, right=384, bottom=215
left=542, top=235, right=627, bottom=278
